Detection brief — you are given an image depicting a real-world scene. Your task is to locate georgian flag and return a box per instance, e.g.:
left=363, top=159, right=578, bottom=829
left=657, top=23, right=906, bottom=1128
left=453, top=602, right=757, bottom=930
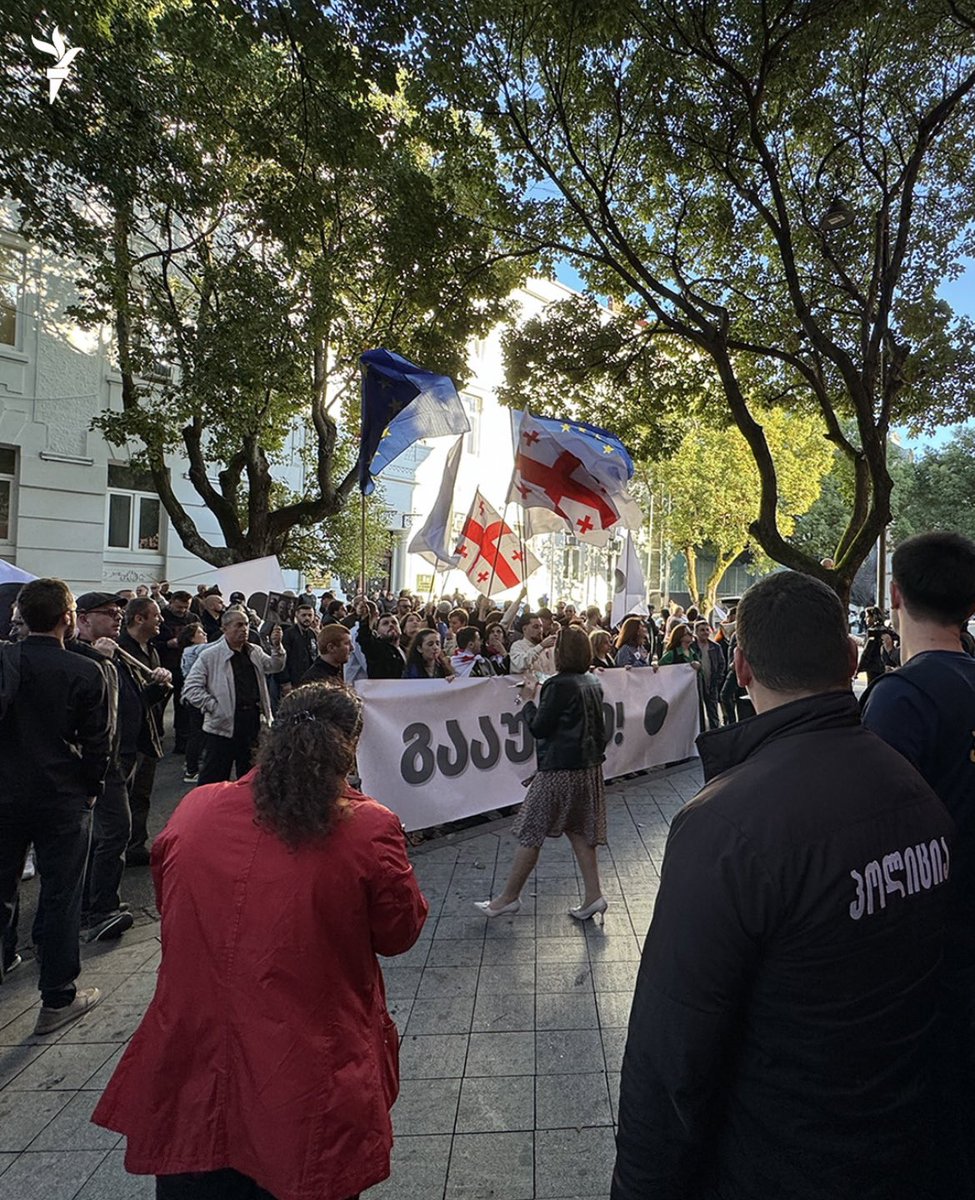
left=455, top=490, right=540, bottom=597
left=508, top=412, right=642, bottom=546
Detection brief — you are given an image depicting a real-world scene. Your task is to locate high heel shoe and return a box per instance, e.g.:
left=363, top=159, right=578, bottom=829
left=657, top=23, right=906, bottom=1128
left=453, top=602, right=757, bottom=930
left=474, top=898, right=522, bottom=918
left=568, top=897, right=608, bottom=923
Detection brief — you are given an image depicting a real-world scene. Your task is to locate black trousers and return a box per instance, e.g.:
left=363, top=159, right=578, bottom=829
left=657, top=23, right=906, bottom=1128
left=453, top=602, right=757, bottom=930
left=0, top=799, right=91, bottom=1005
left=183, top=704, right=205, bottom=775
left=156, top=1168, right=358, bottom=1199
left=85, top=754, right=135, bottom=918
left=128, top=752, right=158, bottom=851
left=198, top=709, right=262, bottom=784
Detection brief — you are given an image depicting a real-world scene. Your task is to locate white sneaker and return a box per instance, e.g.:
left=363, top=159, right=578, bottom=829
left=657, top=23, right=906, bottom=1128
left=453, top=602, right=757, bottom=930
left=21, top=848, right=36, bottom=881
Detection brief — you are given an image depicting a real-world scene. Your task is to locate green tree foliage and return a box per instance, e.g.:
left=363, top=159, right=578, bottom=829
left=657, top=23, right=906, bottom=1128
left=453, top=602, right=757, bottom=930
left=407, top=0, right=975, bottom=601
left=890, top=428, right=975, bottom=543
left=638, top=408, right=832, bottom=609
left=0, top=0, right=520, bottom=565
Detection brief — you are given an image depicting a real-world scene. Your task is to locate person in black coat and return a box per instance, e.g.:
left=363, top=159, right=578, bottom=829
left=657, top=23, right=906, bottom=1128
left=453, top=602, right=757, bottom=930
left=281, top=602, right=319, bottom=693
left=356, top=613, right=406, bottom=680
left=475, top=626, right=608, bottom=922
left=0, top=578, right=112, bottom=1034
left=611, top=571, right=954, bottom=1200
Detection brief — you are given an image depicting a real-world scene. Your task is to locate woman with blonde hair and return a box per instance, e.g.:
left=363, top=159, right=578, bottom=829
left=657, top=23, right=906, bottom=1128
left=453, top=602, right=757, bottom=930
left=475, top=625, right=609, bottom=923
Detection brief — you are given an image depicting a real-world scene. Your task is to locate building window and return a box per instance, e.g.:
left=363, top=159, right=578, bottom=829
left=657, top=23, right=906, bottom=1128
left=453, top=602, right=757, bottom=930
left=0, top=243, right=26, bottom=348
left=0, top=447, right=16, bottom=542
left=106, top=462, right=162, bottom=552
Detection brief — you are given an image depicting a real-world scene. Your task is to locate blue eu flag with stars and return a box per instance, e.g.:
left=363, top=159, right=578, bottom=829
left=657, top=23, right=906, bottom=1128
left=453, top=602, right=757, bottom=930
left=358, top=349, right=470, bottom=494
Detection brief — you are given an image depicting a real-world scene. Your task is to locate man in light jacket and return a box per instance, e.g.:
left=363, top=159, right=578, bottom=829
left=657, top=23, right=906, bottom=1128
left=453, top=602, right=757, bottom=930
left=182, top=608, right=285, bottom=784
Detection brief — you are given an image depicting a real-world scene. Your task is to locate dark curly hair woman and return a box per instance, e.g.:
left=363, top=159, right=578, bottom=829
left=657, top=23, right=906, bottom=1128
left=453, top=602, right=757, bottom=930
left=93, top=684, right=429, bottom=1200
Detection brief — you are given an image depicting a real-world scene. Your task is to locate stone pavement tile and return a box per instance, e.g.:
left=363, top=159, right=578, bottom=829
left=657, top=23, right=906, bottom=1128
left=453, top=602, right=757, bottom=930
left=404, top=996, right=474, bottom=1035
left=481, top=938, right=534, bottom=965
left=74, top=1148, right=154, bottom=1199
left=534, top=893, right=587, bottom=915
left=6, top=1043, right=117, bottom=1091
left=586, top=934, right=642, bottom=963
left=398, top=1033, right=469, bottom=1079
left=533, top=914, right=585, bottom=940
left=483, top=915, right=536, bottom=940
left=600, top=1027, right=628, bottom=1074
left=0, top=1149, right=108, bottom=1200
left=475, top=964, right=536, bottom=996
left=0, top=1045, right=46, bottom=1089
left=472, top=993, right=534, bottom=1034
left=465, top=1031, right=534, bottom=1078
left=82, top=940, right=159, bottom=976
left=589, top=961, right=638, bottom=992
left=534, top=1127, right=617, bottom=1198
left=382, top=967, right=424, bottom=1001
left=385, top=996, right=412, bottom=1027
left=435, top=916, right=493, bottom=940
left=426, top=939, right=485, bottom=968
left=607, top=1071, right=621, bottom=1122
left=391, top=1076, right=462, bottom=1135
left=362, top=1132, right=454, bottom=1198
left=28, top=1090, right=120, bottom=1152
left=595, top=992, right=634, bottom=1029
left=0, top=1006, right=53, bottom=1047
left=536, top=1030, right=605, bottom=1076
left=456, top=1075, right=534, bottom=1134
left=535, top=992, right=598, bottom=1032
left=535, top=1072, right=613, bottom=1130
left=0, top=1155, right=14, bottom=1176
left=445, top=1131, right=534, bottom=1200
left=381, top=939, right=430, bottom=971
left=57, top=1005, right=145, bottom=1045
left=106, top=974, right=158, bottom=1006
left=79, top=1046, right=125, bottom=1092
left=0, top=1089, right=71, bottom=1151
left=534, top=938, right=589, bottom=964
left=535, top=962, right=592, bottom=994
left=417, top=966, right=480, bottom=999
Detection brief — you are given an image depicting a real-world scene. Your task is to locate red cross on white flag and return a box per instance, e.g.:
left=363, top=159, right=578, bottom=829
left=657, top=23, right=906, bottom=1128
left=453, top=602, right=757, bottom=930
left=453, top=490, right=541, bottom=597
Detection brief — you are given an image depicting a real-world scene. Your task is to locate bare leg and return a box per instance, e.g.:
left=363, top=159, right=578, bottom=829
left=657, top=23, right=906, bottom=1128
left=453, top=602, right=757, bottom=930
left=566, top=833, right=602, bottom=907
left=489, top=845, right=540, bottom=909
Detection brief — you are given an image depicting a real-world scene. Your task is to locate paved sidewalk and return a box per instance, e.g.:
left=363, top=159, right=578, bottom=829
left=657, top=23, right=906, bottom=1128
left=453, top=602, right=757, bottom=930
left=0, top=760, right=704, bottom=1200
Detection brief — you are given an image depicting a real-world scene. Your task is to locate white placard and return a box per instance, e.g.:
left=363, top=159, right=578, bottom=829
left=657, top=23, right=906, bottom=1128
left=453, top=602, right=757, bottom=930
left=356, top=667, right=700, bottom=831
left=214, top=555, right=287, bottom=598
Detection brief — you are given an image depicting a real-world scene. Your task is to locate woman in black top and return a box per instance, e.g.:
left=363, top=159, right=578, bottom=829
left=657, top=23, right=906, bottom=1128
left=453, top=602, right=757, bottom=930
left=475, top=626, right=608, bottom=923
left=403, top=629, right=455, bottom=680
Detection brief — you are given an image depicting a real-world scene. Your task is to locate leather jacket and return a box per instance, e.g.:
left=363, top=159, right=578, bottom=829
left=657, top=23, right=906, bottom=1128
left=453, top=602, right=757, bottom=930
left=523, top=670, right=607, bottom=772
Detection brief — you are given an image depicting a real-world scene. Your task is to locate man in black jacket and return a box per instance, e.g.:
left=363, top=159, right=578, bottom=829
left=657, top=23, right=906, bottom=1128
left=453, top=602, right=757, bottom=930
left=612, top=570, right=953, bottom=1200
left=118, top=598, right=172, bottom=865
left=0, top=578, right=111, bottom=1034
left=356, top=613, right=406, bottom=679
left=281, top=602, right=319, bottom=694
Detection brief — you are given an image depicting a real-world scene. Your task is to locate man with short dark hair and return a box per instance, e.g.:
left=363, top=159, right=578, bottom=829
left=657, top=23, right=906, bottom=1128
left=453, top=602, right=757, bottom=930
left=155, top=590, right=193, bottom=751
left=119, top=598, right=172, bottom=866
left=281, top=603, right=319, bottom=693
left=356, top=612, right=406, bottom=679
left=862, top=531, right=975, bottom=1194
left=199, top=588, right=225, bottom=642
left=0, top=579, right=111, bottom=1033
left=613, top=570, right=954, bottom=1200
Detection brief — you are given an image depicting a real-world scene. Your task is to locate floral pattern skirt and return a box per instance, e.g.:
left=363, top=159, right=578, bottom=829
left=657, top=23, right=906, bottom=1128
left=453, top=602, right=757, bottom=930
left=511, top=763, right=607, bottom=848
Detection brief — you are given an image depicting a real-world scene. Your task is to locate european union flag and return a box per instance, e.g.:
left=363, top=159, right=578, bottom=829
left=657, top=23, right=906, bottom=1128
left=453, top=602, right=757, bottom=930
left=358, top=349, right=470, bottom=494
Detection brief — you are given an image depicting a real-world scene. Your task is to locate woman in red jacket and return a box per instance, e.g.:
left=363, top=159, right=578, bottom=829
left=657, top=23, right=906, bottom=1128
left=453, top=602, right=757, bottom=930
left=92, top=683, right=428, bottom=1200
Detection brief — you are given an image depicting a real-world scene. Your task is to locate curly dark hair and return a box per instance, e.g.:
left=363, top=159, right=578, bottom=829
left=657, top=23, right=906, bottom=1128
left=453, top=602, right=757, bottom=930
left=252, top=683, right=363, bottom=849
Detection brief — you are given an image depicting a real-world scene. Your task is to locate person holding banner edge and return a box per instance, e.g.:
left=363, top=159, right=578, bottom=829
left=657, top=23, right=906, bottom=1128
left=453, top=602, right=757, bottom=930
left=475, top=624, right=610, bottom=923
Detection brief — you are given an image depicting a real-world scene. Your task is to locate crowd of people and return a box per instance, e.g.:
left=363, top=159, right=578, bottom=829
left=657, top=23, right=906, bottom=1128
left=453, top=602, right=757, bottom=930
left=2, top=532, right=975, bottom=1198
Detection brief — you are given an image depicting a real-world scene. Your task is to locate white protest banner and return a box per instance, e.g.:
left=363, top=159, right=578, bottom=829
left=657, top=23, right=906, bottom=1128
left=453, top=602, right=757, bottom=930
left=356, top=667, right=700, bottom=831
left=214, top=555, right=286, bottom=598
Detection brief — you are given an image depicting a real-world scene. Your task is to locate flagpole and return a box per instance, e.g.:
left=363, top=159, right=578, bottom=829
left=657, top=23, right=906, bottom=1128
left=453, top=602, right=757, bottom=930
left=359, top=490, right=366, bottom=596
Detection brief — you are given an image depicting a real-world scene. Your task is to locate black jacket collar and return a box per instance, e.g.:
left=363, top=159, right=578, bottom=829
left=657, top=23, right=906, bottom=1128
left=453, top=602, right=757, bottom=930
left=697, top=690, right=860, bottom=783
